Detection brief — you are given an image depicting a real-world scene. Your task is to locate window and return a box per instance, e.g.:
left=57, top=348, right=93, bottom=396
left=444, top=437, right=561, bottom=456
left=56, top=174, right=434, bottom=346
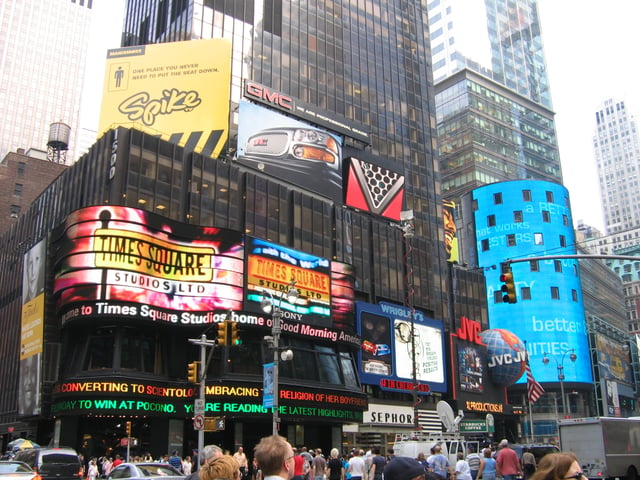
left=534, top=233, right=544, bottom=245
left=530, top=260, right=539, bottom=272
left=542, top=210, right=550, bottom=222
left=554, top=260, right=562, bottom=272
left=17, top=162, right=26, bottom=176
left=494, top=291, right=503, bottom=303
left=560, top=235, right=567, bottom=247
left=571, top=289, right=578, bottom=302
left=514, top=211, right=523, bottom=223
left=551, top=287, right=560, bottom=300
left=507, top=234, right=516, bottom=246
left=481, top=239, right=489, bottom=251
left=546, top=191, right=554, bottom=202
left=521, top=287, right=531, bottom=300
left=494, top=192, right=503, bottom=204
left=13, top=183, right=23, bottom=196
left=10, top=205, right=20, bottom=218
left=562, top=214, right=569, bottom=226
left=522, top=190, right=532, bottom=201
left=487, top=214, right=496, bottom=227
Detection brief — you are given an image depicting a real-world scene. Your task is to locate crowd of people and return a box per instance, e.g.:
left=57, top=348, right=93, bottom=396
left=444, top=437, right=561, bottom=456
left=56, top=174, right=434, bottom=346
left=79, top=436, right=585, bottom=480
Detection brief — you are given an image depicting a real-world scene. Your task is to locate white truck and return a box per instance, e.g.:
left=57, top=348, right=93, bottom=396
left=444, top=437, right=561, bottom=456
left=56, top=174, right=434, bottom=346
left=559, top=417, right=640, bottom=480
left=392, top=432, right=480, bottom=466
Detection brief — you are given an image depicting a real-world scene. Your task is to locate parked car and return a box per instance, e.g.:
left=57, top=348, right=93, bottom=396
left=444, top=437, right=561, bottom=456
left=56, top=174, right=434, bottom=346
left=106, top=463, right=185, bottom=480
left=12, top=448, right=83, bottom=480
left=0, top=461, right=39, bottom=480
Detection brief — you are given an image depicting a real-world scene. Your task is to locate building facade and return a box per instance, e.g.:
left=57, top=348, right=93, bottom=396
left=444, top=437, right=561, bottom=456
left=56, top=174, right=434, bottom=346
left=0, top=0, right=504, bottom=458
left=435, top=69, right=561, bottom=205
left=0, top=150, right=67, bottom=235
left=428, top=0, right=552, bottom=109
left=0, top=0, right=96, bottom=162
left=593, top=98, right=640, bottom=235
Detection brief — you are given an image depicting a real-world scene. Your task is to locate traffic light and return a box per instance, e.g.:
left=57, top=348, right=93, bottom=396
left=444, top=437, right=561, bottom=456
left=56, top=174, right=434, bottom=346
left=125, top=420, right=132, bottom=437
left=500, top=266, right=517, bottom=304
left=217, top=321, right=229, bottom=346
left=187, top=361, right=200, bottom=383
left=230, top=321, right=241, bottom=346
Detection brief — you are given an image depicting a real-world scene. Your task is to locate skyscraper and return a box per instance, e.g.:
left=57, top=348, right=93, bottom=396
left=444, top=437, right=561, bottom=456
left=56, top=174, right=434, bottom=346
left=0, top=0, right=123, bottom=163
left=121, top=0, right=448, bottom=307
left=593, top=98, right=640, bottom=235
left=429, top=0, right=552, bottom=109
left=0, top=1, right=93, bottom=162
left=431, top=0, right=561, bottom=203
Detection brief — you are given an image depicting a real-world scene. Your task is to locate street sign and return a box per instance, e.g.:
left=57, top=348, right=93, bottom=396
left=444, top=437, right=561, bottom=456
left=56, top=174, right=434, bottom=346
left=194, top=399, right=205, bottom=416
left=193, top=414, right=205, bottom=430
left=204, top=417, right=225, bottom=431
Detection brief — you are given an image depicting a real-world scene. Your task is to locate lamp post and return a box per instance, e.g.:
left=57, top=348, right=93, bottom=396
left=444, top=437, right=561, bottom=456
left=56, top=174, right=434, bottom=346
left=261, top=279, right=298, bottom=435
left=543, top=349, right=577, bottom=420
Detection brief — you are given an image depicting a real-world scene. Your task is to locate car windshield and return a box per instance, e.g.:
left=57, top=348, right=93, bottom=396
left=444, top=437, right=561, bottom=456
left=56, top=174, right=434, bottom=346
left=137, top=465, right=180, bottom=477
left=0, top=463, right=32, bottom=473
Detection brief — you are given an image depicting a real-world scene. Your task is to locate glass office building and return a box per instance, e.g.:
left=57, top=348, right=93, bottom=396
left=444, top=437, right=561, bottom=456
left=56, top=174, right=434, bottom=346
left=436, top=69, right=561, bottom=203
left=0, top=0, right=496, bottom=458
left=429, top=0, right=552, bottom=109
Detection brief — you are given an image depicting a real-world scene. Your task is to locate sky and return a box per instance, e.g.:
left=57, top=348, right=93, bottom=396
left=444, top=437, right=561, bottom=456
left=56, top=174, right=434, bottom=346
left=537, top=0, right=640, bottom=232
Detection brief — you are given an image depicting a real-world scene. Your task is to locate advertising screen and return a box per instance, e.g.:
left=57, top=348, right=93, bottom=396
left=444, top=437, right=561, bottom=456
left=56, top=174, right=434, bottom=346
left=344, top=156, right=405, bottom=222
left=595, top=334, right=633, bottom=383
left=52, top=206, right=244, bottom=324
left=236, top=99, right=344, bottom=203
left=20, top=239, right=46, bottom=417
left=357, top=301, right=446, bottom=394
left=443, top=200, right=459, bottom=263
left=99, top=39, right=231, bottom=158
left=473, top=180, right=592, bottom=384
left=244, top=237, right=331, bottom=326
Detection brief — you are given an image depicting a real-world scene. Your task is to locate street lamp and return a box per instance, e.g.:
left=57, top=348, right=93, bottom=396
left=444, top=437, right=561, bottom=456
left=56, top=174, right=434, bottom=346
left=543, top=349, right=577, bottom=419
left=261, top=279, right=299, bottom=435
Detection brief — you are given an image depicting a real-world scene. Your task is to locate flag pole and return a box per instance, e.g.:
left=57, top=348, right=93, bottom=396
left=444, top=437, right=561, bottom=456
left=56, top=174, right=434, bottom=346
left=524, top=340, right=534, bottom=443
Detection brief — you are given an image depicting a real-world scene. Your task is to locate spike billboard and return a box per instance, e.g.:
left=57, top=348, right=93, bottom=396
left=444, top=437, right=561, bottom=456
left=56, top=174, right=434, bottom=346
left=99, top=39, right=231, bottom=158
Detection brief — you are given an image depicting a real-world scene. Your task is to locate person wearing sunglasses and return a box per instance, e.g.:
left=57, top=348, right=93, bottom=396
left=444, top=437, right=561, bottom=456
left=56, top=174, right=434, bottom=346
left=529, top=453, right=585, bottom=480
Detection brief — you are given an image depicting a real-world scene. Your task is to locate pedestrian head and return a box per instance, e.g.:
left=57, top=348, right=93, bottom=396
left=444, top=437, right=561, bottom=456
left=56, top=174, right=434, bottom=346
left=201, top=455, right=240, bottom=480
left=384, top=457, right=426, bottom=480
left=254, top=435, right=295, bottom=479
left=531, top=453, right=582, bottom=480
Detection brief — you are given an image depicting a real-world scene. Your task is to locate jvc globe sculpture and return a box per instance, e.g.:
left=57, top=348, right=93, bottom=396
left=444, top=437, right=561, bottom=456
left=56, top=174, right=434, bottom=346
left=480, top=329, right=526, bottom=386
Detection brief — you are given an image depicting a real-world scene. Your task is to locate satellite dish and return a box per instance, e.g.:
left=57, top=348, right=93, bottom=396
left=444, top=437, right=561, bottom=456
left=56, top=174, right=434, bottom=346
left=436, top=401, right=456, bottom=432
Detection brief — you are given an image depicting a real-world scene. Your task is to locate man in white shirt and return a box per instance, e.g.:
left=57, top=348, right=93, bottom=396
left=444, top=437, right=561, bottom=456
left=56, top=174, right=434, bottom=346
left=348, top=450, right=367, bottom=480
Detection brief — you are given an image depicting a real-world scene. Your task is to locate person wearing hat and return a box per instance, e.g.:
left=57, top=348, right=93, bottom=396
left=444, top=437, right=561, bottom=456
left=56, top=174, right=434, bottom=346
left=384, top=457, right=427, bottom=480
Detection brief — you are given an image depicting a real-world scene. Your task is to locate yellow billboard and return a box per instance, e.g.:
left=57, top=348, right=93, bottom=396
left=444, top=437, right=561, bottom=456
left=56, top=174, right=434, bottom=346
left=99, top=39, right=232, bottom=158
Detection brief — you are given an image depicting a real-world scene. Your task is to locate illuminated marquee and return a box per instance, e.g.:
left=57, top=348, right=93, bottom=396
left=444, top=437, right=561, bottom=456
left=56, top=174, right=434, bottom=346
left=50, top=379, right=366, bottom=421
left=245, top=238, right=331, bottom=325
left=52, top=206, right=244, bottom=321
left=94, top=229, right=215, bottom=281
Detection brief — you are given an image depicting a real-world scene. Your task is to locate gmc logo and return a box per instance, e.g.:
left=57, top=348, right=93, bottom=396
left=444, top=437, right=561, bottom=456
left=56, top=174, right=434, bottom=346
left=245, top=82, right=293, bottom=111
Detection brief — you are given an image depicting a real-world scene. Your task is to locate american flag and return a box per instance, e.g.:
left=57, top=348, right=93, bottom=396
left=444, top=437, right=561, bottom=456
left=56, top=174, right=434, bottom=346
left=525, top=359, right=545, bottom=403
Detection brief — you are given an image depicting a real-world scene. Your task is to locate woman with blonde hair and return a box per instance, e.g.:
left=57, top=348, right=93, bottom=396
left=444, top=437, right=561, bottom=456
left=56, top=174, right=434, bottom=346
left=530, top=453, right=584, bottom=480
left=200, top=455, right=241, bottom=480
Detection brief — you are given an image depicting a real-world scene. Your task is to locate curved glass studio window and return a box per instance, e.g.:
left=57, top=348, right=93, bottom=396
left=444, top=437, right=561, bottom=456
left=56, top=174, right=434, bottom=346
left=278, top=339, right=360, bottom=390
left=74, top=326, right=164, bottom=376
